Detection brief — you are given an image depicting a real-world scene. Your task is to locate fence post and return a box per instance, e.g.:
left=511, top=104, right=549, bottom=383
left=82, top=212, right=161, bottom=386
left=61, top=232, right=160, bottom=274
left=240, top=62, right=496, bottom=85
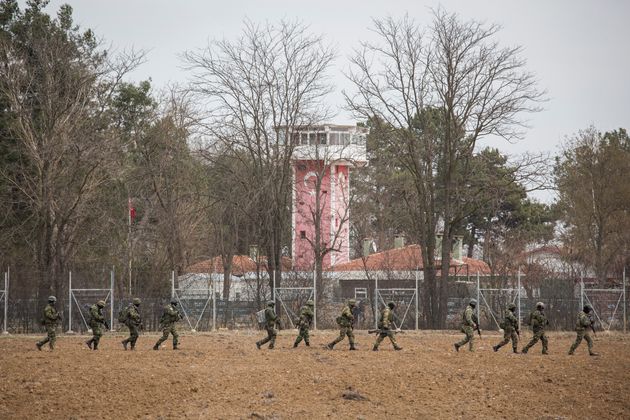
left=517, top=267, right=521, bottom=332
left=415, top=269, right=419, bottom=330
left=272, top=271, right=276, bottom=301
left=313, top=268, right=317, bottom=330
left=171, top=271, right=175, bottom=299
left=581, top=274, right=585, bottom=309
left=623, top=267, right=627, bottom=334
left=110, top=269, right=114, bottom=332
left=374, top=276, right=379, bottom=329
left=67, top=271, right=73, bottom=333
left=3, top=270, right=7, bottom=334
left=476, top=272, right=480, bottom=322
left=212, top=274, right=216, bottom=331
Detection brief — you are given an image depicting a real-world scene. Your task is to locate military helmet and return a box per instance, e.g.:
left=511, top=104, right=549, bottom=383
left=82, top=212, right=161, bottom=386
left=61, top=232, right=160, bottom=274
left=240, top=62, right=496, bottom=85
left=305, top=300, right=314, bottom=306
left=133, top=298, right=141, bottom=305
left=170, top=298, right=178, bottom=305
left=387, top=301, right=396, bottom=309
left=348, top=299, right=357, bottom=306
left=48, top=296, right=57, bottom=303
left=97, top=300, right=106, bottom=308
left=536, top=301, right=545, bottom=309
left=469, top=299, right=477, bottom=306
left=584, top=303, right=593, bottom=312
left=267, top=300, right=275, bottom=306
left=507, top=303, right=516, bottom=311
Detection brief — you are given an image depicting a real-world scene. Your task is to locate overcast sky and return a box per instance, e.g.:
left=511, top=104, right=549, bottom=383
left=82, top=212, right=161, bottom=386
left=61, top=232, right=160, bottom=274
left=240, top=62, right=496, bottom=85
left=39, top=0, right=630, bottom=200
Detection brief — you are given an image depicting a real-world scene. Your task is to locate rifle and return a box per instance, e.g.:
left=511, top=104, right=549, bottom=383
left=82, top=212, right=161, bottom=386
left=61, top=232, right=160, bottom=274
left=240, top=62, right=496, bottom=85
left=589, top=315, right=597, bottom=337
left=103, top=320, right=110, bottom=330
left=368, top=328, right=403, bottom=334
left=475, top=324, right=482, bottom=338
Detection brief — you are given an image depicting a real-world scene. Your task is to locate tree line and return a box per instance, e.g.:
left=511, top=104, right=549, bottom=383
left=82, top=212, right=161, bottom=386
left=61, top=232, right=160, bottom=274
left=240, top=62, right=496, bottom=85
left=0, top=1, right=628, bottom=327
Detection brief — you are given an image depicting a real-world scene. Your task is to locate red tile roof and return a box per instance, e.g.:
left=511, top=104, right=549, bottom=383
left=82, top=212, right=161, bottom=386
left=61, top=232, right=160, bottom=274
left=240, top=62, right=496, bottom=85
left=330, top=244, right=490, bottom=275
left=185, top=255, right=292, bottom=276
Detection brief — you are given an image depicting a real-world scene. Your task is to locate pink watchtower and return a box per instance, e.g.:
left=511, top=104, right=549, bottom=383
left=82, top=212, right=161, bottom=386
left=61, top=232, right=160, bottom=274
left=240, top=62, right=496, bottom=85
left=290, top=125, right=368, bottom=270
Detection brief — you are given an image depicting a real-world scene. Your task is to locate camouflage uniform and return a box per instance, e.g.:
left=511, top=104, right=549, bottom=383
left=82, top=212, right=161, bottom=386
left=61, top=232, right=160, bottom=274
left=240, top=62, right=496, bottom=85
left=522, top=306, right=549, bottom=354
left=327, top=301, right=356, bottom=350
left=372, top=304, right=402, bottom=351
left=256, top=302, right=279, bottom=349
left=568, top=309, right=597, bottom=356
left=86, top=301, right=107, bottom=350
left=493, top=306, right=520, bottom=353
left=121, top=299, right=142, bottom=350
left=454, top=304, right=477, bottom=352
left=293, top=301, right=314, bottom=348
left=153, top=301, right=182, bottom=350
left=36, top=300, right=61, bottom=351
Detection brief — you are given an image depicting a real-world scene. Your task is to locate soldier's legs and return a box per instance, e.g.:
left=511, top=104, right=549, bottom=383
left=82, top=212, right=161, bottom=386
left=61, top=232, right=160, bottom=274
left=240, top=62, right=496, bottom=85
left=92, top=326, right=103, bottom=349
left=267, top=327, right=277, bottom=349
left=155, top=327, right=171, bottom=348
left=293, top=333, right=303, bottom=347
left=510, top=331, right=519, bottom=352
left=303, top=328, right=310, bottom=346
left=387, top=331, right=401, bottom=350
left=129, top=325, right=139, bottom=349
left=584, top=332, right=595, bottom=354
left=373, top=333, right=385, bottom=350
left=455, top=328, right=473, bottom=351
left=347, top=328, right=356, bottom=349
left=541, top=332, right=549, bottom=354
left=494, top=331, right=511, bottom=350
left=171, top=326, right=179, bottom=348
left=522, top=331, right=541, bottom=353
left=330, top=327, right=348, bottom=346
left=569, top=330, right=584, bottom=354
left=48, top=327, right=56, bottom=349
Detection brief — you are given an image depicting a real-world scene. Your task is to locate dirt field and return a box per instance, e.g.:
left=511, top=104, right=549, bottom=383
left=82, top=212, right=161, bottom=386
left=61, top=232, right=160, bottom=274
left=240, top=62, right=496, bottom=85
left=0, top=330, right=628, bottom=419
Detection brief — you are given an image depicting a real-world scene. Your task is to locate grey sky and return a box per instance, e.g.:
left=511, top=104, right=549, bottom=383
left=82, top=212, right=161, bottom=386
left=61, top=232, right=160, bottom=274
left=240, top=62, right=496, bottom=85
left=40, top=0, right=630, bottom=199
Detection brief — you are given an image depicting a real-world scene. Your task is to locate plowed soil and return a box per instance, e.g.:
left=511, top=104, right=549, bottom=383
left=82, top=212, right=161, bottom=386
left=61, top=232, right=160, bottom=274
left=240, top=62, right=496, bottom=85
left=0, top=330, right=628, bottom=419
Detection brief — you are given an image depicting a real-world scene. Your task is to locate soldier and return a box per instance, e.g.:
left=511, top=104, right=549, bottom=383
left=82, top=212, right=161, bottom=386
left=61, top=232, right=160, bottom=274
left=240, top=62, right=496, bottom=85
left=522, top=301, right=549, bottom=355
left=36, top=296, right=61, bottom=351
left=85, top=300, right=108, bottom=350
left=256, top=300, right=280, bottom=350
left=454, top=299, right=478, bottom=352
left=568, top=304, right=599, bottom=356
left=327, top=299, right=357, bottom=350
left=493, top=303, right=520, bottom=353
left=372, top=301, right=402, bottom=351
left=293, top=300, right=314, bottom=348
left=121, top=298, right=142, bottom=350
left=153, top=298, right=183, bottom=350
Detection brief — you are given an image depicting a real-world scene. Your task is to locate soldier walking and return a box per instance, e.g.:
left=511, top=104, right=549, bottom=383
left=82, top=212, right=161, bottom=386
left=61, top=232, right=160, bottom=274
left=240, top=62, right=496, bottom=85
left=522, top=301, right=549, bottom=354
left=256, top=300, right=280, bottom=350
left=493, top=303, right=520, bottom=353
left=454, top=299, right=478, bottom=352
left=372, top=301, right=402, bottom=351
left=121, top=298, right=142, bottom=350
left=327, top=299, right=357, bottom=350
left=293, top=300, right=314, bottom=348
left=85, top=300, right=108, bottom=350
left=568, top=304, right=599, bottom=356
left=36, top=296, right=61, bottom=351
left=153, top=298, right=183, bottom=350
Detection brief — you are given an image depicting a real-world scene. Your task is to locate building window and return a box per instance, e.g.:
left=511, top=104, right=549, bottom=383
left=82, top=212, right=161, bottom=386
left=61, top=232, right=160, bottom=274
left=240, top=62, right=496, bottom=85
left=355, top=288, right=367, bottom=300
left=318, top=132, right=327, bottom=145
left=329, top=132, right=339, bottom=145
left=301, top=132, right=309, bottom=145
left=300, top=231, right=306, bottom=239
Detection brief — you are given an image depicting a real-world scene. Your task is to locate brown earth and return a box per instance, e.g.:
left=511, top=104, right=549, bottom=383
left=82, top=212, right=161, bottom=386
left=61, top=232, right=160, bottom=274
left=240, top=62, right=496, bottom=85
left=0, top=330, right=628, bottom=419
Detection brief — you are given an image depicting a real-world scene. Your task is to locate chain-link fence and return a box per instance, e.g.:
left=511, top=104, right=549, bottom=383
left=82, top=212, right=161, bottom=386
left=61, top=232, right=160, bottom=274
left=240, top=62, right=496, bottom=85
left=1, top=265, right=627, bottom=333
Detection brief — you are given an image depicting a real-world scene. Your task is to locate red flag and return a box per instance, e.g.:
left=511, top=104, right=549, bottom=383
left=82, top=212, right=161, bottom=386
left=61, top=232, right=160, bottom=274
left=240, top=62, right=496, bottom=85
left=128, top=197, right=136, bottom=225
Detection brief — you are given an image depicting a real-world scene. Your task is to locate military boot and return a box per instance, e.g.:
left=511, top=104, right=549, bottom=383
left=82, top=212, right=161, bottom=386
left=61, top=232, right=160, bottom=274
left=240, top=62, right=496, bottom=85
left=293, top=342, right=299, bottom=348
left=36, top=342, right=42, bottom=351
left=153, top=343, right=159, bottom=350
left=492, top=345, right=499, bottom=352
left=326, top=342, right=335, bottom=350
left=372, top=345, right=379, bottom=351
left=349, top=343, right=357, bottom=351
left=93, top=341, right=99, bottom=351
left=173, top=345, right=179, bottom=350
left=394, top=345, right=403, bottom=351
left=256, top=341, right=261, bottom=350
left=512, top=348, right=519, bottom=354
left=589, top=352, right=599, bottom=356
left=85, top=339, right=93, bottom=350
left=305, top=341, right=310, bottom=347
left=454, top=343, right=460, bottom=352
left=121, top=340, right=128, bottom=350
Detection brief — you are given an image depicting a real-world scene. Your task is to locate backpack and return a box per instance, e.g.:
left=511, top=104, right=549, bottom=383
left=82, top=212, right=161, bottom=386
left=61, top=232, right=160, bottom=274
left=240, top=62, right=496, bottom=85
left=255, top=309, right=266, bottom=325
left=118, top=306, right=130, bottom=323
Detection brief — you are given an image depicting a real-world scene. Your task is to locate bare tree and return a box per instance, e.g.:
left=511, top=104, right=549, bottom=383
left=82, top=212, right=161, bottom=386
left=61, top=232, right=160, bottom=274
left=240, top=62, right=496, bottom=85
left=0, top=2, right=144, bottom=296
left=183, top=20, right=335, bottom=290
left=345, top=12, right=543, bottom=327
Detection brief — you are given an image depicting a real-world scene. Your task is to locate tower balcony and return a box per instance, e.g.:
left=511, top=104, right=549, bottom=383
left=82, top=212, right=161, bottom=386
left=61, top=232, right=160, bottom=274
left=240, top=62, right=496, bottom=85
left=281, top=124, right=368, bottom=166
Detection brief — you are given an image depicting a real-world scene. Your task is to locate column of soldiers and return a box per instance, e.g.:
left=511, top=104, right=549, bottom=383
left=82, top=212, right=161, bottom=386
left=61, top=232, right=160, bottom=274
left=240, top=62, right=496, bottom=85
left=34, top=295, right=601, bottom=355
